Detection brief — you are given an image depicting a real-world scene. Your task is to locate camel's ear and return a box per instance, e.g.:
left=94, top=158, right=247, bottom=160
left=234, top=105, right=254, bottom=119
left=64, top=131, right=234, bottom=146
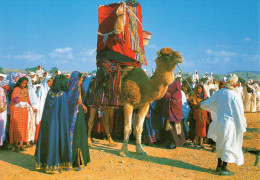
left=156, top=51, right=160, bottom=57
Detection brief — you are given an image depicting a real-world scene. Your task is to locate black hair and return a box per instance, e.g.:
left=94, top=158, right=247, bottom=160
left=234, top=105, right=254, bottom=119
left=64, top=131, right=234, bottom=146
left=78, top=72, right=86, bottom=101
left=14, top=77, right=29, bottom=89
left=51, top=74, right=69, bottom=92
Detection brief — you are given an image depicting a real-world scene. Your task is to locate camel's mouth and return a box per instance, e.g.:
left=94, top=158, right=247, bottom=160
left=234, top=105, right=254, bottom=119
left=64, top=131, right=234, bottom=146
left=175, top=57, right=183, bottom=64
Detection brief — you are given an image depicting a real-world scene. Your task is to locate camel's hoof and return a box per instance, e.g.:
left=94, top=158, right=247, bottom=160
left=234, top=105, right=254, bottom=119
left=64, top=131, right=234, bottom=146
left=109, top=142, right=117, bottom=147
left=88, top=139, right=92, bottom=147
left=119, top=151, right=130, bottom=157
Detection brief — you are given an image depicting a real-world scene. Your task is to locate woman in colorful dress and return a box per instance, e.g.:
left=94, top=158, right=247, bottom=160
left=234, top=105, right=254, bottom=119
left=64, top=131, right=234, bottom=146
left=34, top=74, right=72, bottom=173
left=10, top=77, right=37, bottom=152
left=188, top=84, right=209, bottom=149
left=68, top=71, right=90, bottom=170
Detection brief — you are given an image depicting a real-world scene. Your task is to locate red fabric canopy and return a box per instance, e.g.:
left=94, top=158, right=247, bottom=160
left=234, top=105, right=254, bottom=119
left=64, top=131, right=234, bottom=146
left=97, top=3, right=147, bottom=66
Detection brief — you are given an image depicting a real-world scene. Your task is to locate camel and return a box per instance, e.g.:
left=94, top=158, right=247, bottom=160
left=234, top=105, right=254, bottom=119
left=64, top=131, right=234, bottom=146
left=119, top=47, right=183, bottom=157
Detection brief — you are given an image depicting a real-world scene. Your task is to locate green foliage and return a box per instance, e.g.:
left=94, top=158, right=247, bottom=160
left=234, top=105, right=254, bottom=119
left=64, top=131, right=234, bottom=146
left=50, top=67, right=58, bottom=74
left=0, top=67, right=4, bottom=74
left=214, top=75, right=220, bottom=80
left=25, top=67, right=38, bottom=73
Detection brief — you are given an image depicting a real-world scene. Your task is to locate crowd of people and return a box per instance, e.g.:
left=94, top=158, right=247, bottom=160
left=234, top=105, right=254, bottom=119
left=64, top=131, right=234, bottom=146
left=0, top=65, right=259, bottom=175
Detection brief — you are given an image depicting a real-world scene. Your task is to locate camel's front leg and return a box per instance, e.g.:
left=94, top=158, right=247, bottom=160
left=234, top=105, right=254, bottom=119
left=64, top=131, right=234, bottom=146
left=133, top=105, right=149, bottom=155
left=103, top=107, right=116, bottom=147
left=119, top=103, right=133, bottom=157
left=88, top=106, right=96, bottom=147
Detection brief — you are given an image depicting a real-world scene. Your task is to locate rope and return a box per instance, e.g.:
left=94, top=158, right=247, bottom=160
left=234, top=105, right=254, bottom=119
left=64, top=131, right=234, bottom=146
left=98, top=31, right=115, bottom=44
left=124, top=3, right=142, bottom=26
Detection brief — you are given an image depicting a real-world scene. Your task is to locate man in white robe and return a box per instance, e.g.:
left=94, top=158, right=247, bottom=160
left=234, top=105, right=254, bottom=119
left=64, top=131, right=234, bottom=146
left=36, top=65, right=44, bottom=79
left=192, top=70, right=199, bottom=86
left=200, top=74, right=247, bottom=176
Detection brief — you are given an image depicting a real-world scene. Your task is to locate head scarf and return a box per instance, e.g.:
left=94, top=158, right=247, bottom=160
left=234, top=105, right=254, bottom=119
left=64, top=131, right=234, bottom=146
left=5, top=72, right=18, bottom=89
left=194, top=84, right=208, bottom=100
left=82, top=74, right=94, bottom=101
left=27, top=76, right=39, bottom=109
left=36, top=76, right=52, bottom=124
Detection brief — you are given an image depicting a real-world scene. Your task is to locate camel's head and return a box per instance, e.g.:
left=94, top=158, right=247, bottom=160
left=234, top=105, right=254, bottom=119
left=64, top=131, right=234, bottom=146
left=155, top=47, right=183, bottom=70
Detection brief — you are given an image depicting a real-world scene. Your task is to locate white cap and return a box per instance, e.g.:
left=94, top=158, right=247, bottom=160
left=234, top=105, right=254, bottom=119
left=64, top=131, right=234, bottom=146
left=29, top=72, right=35, bottom=75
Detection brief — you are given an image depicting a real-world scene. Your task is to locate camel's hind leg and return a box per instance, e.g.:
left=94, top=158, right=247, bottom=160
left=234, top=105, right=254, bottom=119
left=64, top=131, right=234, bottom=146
left=88, top=106, right=96, bottom=147
left=119, top=103, right=133, bottom=157
left=133, top=104, right=149, bottom=155
left=103, top=107, right=116, bottom=147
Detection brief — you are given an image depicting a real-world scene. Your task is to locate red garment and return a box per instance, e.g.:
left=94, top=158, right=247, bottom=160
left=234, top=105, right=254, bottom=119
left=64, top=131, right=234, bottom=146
left=97, top=3, right=146, bottom=65
left=189, top=85, right=209, bottom=137
left=164, top=80, right=183, bottom=122
left=193, top=109, right=208, bottom=137
left=9, top=87, right=30, bottom=144
left=35, top=122, right=41, bottom=141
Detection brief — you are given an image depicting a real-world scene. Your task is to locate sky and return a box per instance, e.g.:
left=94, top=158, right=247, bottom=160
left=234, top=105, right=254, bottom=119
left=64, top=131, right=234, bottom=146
left=0, top=0, right=259, bottom=74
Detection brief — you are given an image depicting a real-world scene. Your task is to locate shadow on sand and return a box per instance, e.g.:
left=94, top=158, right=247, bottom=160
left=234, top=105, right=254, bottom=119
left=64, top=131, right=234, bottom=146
left=91, top=143, right=218, bottom=175
left=0, top=148, right=45, bottom=174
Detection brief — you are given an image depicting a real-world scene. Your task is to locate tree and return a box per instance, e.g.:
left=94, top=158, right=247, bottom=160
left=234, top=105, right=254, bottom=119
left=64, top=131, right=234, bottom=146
left=25, top=67, right=38, bottom=73
left=0, top=67, right=4, bottom=74
left=50, top=67, right=58, bottom=74
left=214, top=75, right=220, bottom=80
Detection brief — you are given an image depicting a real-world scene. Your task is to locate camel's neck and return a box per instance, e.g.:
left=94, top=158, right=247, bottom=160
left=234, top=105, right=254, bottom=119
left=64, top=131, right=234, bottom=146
left=149, top=65, right=175, bottom=100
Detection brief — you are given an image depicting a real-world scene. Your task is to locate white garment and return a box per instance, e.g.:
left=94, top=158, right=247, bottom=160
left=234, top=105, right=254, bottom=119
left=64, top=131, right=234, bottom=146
left=192, top=73, right=199, bottom=85
left=204, top=84, right=211, bottom=97
left=250, top=88, right=256, bottom=112
left=256, top=87, right=260, bottom=112
left=236, top=86, right=243, bottom=100
left=207, top=111, right=217, bottom=142
left=0, top=87, right=7, bottom=146
left=36, top=76, right=51, bottom=125
left=242, top=86, right=250, bottom=112
left=36, top=69, right=44, bottom=78
left=201, top=88, right=247, bottom=165
left=27, top=78, right=39, bottom=141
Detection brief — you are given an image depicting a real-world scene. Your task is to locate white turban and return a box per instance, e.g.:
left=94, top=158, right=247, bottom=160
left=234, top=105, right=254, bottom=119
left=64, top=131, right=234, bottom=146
left=226, top=74, right=238, bottom=86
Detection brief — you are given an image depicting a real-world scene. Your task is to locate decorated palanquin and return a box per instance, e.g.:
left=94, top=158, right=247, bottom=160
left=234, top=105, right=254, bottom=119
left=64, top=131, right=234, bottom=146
left=89, top=1, right=151, bottom=107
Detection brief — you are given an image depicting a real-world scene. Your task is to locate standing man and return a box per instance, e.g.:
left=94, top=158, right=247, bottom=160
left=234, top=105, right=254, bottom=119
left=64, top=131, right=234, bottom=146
left=36, top=65, right=44, bottom=80
left=200, top=74, right=247, bottom=176
left=192, top=70, right=199, bottom=86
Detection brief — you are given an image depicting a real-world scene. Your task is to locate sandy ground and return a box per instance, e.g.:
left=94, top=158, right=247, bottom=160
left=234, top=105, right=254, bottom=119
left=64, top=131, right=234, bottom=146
left=0, top=113, right=259, bottom=180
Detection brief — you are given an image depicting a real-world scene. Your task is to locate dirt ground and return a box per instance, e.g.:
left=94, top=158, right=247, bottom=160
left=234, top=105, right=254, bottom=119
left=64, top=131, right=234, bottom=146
left=0, top=113, right=259, bottom=180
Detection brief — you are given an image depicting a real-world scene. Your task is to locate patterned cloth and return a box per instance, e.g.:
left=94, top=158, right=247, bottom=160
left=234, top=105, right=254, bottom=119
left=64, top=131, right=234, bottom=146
left=9, top=87, right=31, bottom=144
left=67, top=71, right=81, bottom=145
